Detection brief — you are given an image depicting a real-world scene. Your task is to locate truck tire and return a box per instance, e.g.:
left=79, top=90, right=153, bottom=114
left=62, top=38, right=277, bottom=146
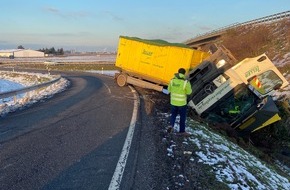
left=117, top=73, right=127, bottom=87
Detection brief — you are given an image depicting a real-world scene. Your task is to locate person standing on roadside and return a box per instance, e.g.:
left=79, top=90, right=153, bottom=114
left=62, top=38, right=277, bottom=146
left=167, top=68, right=192, bottom=136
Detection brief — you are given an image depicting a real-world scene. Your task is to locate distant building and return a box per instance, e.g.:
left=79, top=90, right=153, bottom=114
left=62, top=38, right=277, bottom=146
left=0, top=49, right=44, bottom=58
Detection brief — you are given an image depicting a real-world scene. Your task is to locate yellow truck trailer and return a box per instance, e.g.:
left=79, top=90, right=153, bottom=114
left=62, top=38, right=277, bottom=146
left=115, top=36, right=210, bottom=91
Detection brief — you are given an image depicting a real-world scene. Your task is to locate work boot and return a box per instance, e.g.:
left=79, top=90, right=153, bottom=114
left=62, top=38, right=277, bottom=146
left=178, top=132, right=191, bottom=137
left=167, top=126, right=173, bottom=133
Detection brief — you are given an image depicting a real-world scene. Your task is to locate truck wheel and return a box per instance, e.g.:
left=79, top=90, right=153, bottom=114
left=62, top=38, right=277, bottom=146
left=117, top=74, right=127, bottom=87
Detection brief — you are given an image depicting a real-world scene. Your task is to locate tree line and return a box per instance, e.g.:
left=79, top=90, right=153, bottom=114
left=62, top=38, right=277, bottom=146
left=17, top=45, right=64, bottom=55
left=37, top=47, right=64, bottom=55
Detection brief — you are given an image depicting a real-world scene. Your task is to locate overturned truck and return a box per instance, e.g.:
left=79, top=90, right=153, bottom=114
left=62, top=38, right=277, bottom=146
left=115, top=36, right=289, bottom=135
left=187, top=53, right=288, bottom=135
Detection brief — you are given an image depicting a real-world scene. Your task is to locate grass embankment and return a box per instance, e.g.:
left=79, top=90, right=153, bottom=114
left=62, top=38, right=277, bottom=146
left=220, top=19, right=290, bottom=62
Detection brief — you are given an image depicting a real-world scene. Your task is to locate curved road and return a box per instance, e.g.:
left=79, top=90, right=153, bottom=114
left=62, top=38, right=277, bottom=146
left=0, top=71, right=138, bottom=189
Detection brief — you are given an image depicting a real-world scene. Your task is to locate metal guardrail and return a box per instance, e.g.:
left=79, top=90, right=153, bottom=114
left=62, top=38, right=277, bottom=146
left=0, top=75, right=61, bottom=100
left=187, top=10, right=290, bottom=43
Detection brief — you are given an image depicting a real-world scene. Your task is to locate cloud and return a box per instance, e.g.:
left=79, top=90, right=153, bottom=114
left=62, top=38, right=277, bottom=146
left=68, top=11, right=90, bottom=19
left=47, top=31, right=92, bottom=37
left=44, top=6, right=61, bottom=16
left=47, top=33, right=77, bottom=37
left=43, top=6, right=90, bottom=19
left=45, top=7, right=59, bottom=14
left=104, top=11, right=123, bottom=22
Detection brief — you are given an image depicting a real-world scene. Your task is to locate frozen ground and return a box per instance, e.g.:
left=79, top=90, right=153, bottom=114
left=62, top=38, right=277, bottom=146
left=163, top=116, right=290, bottom=189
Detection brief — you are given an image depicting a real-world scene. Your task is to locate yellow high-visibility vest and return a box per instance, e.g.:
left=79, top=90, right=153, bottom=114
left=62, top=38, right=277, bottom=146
left=168, top=73, right=192, bottom=106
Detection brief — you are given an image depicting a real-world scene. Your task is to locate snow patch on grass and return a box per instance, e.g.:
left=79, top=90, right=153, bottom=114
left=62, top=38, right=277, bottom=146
left=185, top=119, right=290, bottom=189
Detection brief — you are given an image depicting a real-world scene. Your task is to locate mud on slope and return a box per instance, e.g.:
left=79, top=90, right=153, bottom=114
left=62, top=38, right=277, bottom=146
left=135, top=87, right=228, bottom=190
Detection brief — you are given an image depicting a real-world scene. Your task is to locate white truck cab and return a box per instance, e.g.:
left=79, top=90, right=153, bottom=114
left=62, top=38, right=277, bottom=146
left=188, top=54, right=289, bottom=135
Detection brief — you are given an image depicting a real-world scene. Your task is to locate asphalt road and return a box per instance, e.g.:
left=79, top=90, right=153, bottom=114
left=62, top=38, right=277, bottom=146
left=0, top=71, right=139, bottom=190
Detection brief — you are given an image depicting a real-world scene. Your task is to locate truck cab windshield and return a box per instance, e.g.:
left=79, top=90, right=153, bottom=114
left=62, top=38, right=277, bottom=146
left=205, top=85, right=259, bottom=124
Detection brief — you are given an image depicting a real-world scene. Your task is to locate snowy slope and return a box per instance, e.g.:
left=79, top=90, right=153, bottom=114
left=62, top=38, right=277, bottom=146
left=0, top=71, right=69, bottom=116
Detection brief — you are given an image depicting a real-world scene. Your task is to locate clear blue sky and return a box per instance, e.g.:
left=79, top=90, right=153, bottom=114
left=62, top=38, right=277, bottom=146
left=0, top=0, right=289, bottom=52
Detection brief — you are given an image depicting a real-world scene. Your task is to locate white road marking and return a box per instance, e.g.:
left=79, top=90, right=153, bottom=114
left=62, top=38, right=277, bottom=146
left=108, top=86, right=139, bottom=190
left=104, top=83, right=111, bottom=94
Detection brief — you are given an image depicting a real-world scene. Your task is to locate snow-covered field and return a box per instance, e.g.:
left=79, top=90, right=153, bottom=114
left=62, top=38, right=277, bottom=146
left=0, top=71, right=70, bottom=116
left=0, top=79, right=24, bottom=96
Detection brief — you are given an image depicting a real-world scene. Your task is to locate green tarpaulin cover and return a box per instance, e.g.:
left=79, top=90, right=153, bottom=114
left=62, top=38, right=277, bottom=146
left=120, top=35, right=192, bottom=49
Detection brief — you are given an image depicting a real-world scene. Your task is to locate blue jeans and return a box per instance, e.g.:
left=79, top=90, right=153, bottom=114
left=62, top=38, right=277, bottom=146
left=170, top=105, right=187, bottom=133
